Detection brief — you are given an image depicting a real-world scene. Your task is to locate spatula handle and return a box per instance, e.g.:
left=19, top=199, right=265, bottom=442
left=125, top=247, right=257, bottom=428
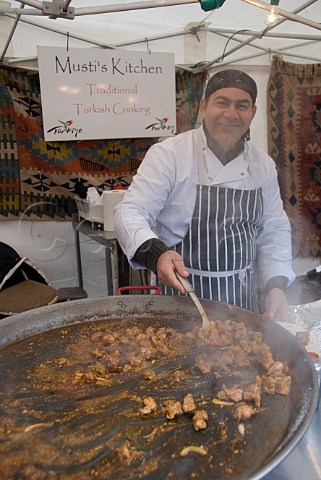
left=175, top=271, right=195, bottom=294
left=175, top=271, right=211, bottom=333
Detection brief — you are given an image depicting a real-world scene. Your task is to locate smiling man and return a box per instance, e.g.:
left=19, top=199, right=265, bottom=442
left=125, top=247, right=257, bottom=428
left=114, top=69, right=295, bottom=322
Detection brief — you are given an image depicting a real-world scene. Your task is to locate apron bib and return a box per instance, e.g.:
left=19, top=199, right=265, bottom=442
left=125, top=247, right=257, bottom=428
left=162, top=129, right=263, bottom=312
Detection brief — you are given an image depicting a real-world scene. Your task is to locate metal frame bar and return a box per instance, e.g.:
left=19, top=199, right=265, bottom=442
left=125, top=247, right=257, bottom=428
left=243, top=0, right=321, bottom=32
left=3, top=14, right=116, bottom=50
left=68, top=0, right=198, bottom=15
left=1, top=0, right=320, bottom=68
left=63, top=0, right=73, bottom=9
left=211, top=29, right=321, bottom=63
left=0, top=7, right=43, bottom=14
left=18, top=0, right=43, bottom=9
left=1, top=0, right=319, bottom=24
left=204, top=27, right=321, bottom=41
left=4, top=16, right=321, bottom=68
left=193, top=0, right=319, bottom=72
left=211, top=38, right=321, bottom=67
left=0, top=0, right=199, bottom=17
left=0, top=3, right=25, bottom=62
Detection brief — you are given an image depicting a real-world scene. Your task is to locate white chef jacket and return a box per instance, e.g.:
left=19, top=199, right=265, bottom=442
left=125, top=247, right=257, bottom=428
left=113, top=126, right=295, bottom=289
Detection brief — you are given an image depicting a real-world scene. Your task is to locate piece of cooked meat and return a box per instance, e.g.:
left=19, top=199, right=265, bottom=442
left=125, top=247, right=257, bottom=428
left=183, top=393, right=196, bottom=413
left=195, top=354, right=212, bottom=373
left=192, top=410, right=208, bottom=431
left=142, top=369, right=157, bottom=381
left=218, top=385, right=243, bottom=403
left=234, top=404, right=256, bottom=421
left=172, top=370, right=188, bottom=382
left=243, top=378, right=262, bottom=408
left=267, top=361, right=284, bottom=376
left=275, top=375, right=292, bottom=395
left=162, top=399, right=183, bottom=419
left=140, top=396, right=158, bottom=415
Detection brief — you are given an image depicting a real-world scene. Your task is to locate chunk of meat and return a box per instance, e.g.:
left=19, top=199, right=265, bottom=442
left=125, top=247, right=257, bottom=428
left=183, top=393, right=196, bottom=413
left=142, top=369, right=157, bottom=381
left=275, top=375, right=292, bottom=395
left=140, top=396, right=158, bottom=415
left=192, top=410, right=208, bottom=431
left=195, top=354, right=212, bottom=374
left=262, top=361, right=292, bottom=396
left=261, top=375, right=277, bottom=395
left=267, top=361, right=284, bottom=376
left=234, top=404, right=256, bottom=421
left=243, top=377, right=262, bottom=408
left=218, top=385, right=243, bottom=403
left=162, top=400, right=183, bottom=419
left=251, top=343, right=274, bottom=370
left=172, top=370, right=188, bottom=383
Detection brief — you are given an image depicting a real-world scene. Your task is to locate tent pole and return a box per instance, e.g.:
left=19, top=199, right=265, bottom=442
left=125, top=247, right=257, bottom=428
left=73, top=0, right=197, bottom=16
left=1, top=0, right=198, bottom=17
left=208, top=30, right=320, bottom=64
left=3, top=11, right=320, bottom=53
left=214, top=39, right=321, bottom=67
left=0, top=7, right=44, bottom=15
left=204, top=27, right=321, bottom=41
left=2, top=13, right=195, bottom=52
left=0, top=3, right=25, bottom=63
left=63, top=0, right=73, bottom=9
left=193, top=0, right=318, bottom=72
left=2, top=13, right=116, bottom=49
left=17, top=0, right=42, bottom=9
left=243, top=0, right=321, bottom=32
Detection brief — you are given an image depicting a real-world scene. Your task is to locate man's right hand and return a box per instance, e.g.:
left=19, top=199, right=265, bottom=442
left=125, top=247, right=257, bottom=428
left=156, top=250, right=189, bottom=295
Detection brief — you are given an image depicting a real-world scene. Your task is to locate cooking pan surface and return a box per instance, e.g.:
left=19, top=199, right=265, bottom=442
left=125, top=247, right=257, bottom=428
left=0, top=296, right=318, bottom=480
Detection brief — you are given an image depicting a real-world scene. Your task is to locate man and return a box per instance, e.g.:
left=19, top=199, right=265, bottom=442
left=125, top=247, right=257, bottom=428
left=114, top=69, right=295, bottom=322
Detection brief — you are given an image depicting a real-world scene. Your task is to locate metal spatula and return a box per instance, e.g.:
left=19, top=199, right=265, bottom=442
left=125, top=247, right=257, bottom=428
left=175, top=271, right=211, bottom=332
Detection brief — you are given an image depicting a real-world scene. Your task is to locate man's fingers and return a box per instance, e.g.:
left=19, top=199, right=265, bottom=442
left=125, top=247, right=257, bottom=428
left=172, top=259, right=189, bottom=278
left=156, top=251, right=189, bottom=294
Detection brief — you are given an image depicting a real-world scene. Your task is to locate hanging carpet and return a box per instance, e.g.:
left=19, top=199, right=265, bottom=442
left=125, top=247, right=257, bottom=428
left=267, top=55, right=321, bottom=258
left=0, top=66, right=206, bottom=221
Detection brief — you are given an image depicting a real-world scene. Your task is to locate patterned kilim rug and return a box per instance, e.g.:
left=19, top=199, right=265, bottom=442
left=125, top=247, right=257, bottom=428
left=0, top=66, right=205, bottom=220
left=267, top=56, right=321, bottom=258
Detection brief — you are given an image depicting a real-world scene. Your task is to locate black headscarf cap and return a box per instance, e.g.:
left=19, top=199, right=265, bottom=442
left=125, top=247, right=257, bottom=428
left=204, top=69, right=257, bottom=104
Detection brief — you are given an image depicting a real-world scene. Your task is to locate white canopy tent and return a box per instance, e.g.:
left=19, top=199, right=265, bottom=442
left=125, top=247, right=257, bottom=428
left=0, top=0, right=320, bottom=68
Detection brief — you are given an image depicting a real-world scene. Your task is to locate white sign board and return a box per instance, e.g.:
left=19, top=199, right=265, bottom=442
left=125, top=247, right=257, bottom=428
left=37, top=47, right=176, bottom=141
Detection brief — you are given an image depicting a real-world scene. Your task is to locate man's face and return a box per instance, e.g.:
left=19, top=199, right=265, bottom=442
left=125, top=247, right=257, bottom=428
left=200, top=87, right=257, bottom=150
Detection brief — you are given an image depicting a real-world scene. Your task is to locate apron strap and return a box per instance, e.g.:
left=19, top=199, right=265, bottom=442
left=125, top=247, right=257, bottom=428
left=188, top=264, right=254, bottom=286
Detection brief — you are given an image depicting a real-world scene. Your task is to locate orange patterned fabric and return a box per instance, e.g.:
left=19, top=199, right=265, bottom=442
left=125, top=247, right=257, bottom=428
left=0, top=66, right=206, bottom=220
left=267, top=56, right=321, bottom=257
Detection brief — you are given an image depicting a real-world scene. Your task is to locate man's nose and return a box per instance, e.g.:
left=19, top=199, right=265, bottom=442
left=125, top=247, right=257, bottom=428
left=224, top=104, right=239, bottom=119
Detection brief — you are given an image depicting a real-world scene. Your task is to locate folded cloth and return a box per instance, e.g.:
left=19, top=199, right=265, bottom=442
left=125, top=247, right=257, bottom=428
left=0, top=280, right=58, bottom=315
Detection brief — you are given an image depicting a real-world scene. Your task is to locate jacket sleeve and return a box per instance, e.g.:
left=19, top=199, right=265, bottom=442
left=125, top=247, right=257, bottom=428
left=256, top=155, right=296, bottom=289
left=113, top=141, right=176, bottom=268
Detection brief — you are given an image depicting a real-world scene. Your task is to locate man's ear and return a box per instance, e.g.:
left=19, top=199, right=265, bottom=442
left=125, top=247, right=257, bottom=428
left=199, top=98, right=206, bottom=115
left=252, top=104, right=257, bottom=119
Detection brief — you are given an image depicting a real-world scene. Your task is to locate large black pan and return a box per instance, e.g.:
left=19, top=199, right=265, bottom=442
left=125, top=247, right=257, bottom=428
left=0, top=295, right=318, bottom=480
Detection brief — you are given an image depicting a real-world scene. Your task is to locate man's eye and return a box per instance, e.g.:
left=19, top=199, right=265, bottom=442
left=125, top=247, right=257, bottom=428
left=238, top=104, right=250, bottom=111
left=215, top=101, right=228, bottom=107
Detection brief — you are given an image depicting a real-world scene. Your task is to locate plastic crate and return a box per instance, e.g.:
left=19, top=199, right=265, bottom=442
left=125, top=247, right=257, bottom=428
left=75, top=196, right=103, bottom=224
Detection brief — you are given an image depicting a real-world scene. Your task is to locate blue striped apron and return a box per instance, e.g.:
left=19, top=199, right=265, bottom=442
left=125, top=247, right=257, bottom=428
left=162, top=132, right=263, bottom=312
